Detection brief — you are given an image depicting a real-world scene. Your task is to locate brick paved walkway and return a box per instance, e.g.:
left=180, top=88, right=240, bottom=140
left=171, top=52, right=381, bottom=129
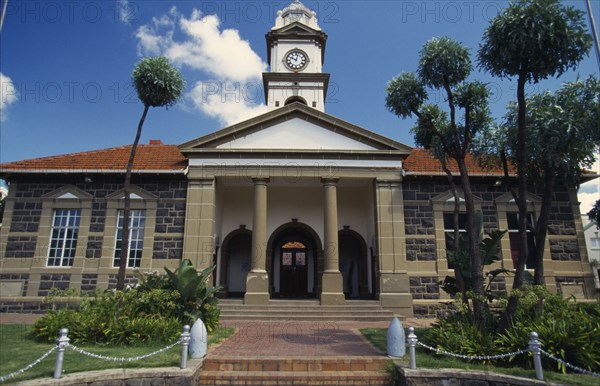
left=213, top=321, right=388, bottom=357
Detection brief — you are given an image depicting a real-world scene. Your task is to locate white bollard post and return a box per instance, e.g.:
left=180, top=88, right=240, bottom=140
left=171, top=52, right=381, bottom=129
left=53, top=328, right=70, bottom=379
left=387, top=317, right=406, bottom=357
left=528, top=331, right=544, bottom=380
left=180, top=325, right=191, bottom=369
left=189, top=318, right=208, bottom=359
left=407, top=327, right=417, bottom=370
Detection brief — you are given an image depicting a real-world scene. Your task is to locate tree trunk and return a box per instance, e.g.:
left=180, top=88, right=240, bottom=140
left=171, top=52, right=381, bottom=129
left=116, top=105, right=149, bottom=290
left=457, top=158, right=485, bottom=329
left=444, top=167, right=468, bottom=303
left=501, top=73, right=529, bottom=330
left=533, top=169, right=555, bottom=285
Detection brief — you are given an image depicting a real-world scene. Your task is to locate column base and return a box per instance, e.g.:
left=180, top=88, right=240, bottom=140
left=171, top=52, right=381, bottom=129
left=320, top=271, right=345, bottom=305
left=244, top=271, right=270, bottom=305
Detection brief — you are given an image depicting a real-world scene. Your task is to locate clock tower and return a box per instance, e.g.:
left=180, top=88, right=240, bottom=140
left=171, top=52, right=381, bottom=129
left=263, top=1, right=330, bottom=112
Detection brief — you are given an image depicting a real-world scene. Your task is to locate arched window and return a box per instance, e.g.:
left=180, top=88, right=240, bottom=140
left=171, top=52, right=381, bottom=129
left=284, top=96, right=307, bottom=106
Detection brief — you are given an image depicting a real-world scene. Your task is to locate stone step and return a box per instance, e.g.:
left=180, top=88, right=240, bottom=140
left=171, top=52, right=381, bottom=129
left=218, top=299, right=396, bottom=321
left=203, top=356, right=389, bottom=372
left=220, top=314, right=394, bottom=322
left=198, top=370, right=392, bottom=385
left=219, top=308, right=393, bottom=315
left=199, top=357, right=392, bottom=386
left=220, top=305, right=389, bottom=311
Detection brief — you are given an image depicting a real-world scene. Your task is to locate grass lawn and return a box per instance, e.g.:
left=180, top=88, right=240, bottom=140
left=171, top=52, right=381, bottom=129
left=0, top=324, right=234, bottom=384
left=360, top=328, right=599, bottom=386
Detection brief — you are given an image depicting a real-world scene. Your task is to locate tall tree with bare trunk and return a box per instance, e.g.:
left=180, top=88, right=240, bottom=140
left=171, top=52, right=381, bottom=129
left=116, top=57, right=185, bottom=290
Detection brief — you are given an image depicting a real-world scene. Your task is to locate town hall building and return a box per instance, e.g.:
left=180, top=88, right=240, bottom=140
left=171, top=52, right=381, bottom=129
left=0, top=1, right=597, bottom=317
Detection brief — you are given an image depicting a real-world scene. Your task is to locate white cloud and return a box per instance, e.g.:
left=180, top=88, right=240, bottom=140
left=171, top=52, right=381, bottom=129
left=189, top=81, right=267, bottom=126
left=0, top=73, right=18, bottom=122
left=135, top=8, right=268, bottom=125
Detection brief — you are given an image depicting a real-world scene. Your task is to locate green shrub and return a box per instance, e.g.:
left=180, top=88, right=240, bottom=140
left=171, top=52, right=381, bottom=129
left=32, top=261, right=221, bottom=344
left=423, top=316, right=500, bottom=363
left=424, top=287, right=600, bottom=374
left=31, top=289, right=181, bottom=345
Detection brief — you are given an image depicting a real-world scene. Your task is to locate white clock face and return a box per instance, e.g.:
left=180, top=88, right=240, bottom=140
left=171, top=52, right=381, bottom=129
left=285, top=50, right=308, bottom=71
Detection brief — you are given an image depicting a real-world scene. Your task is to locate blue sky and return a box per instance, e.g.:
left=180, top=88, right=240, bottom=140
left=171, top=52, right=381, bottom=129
left=1, top=0, right=599, bottom=209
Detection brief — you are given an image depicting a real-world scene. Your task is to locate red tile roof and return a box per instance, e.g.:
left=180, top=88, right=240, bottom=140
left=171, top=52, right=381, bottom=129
left=403, top=148, right=511, bottom=176
left=1, top=142, right=512, bottom=177
left=0, top=141, right=187, bottom=173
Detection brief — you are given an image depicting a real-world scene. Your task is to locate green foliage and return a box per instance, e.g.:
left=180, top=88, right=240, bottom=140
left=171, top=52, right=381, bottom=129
left=424, top=314, right=500, bottom=363
left=418, top=37, right=471, bottom=89
left=423, top=287, right=600, bottom=373
left=32, top=261, right=221, bottom=344
left=589, top=200, right=600, bottom=229
left=132, top=56, right=185, bottom=108
left=31, top=289, right=181, bottom=345
left=385, top=72, right=427, bottom=119
left=478, top=0, right=591, bottom=83
left=499, top=77, right=600, bottom=188
left=162, top=260, right=221, bottom=330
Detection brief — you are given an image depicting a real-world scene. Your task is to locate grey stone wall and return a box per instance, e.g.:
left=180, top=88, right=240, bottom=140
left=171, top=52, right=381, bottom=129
left=413, top=303, right=451, bottom=318
left=155, top=203, right=186, bottom=234
left=549, top=239, right=580, bottom=261
left=85, top=236, right=103, bottom=258
left=5, top=236, right=37, bottom=258
left=38, top=274, right=71, bottom=296
left=153, top=237, right=184, bottom=259
left=405, top=239, right=436, bottom=261
left=108, top=274, right=138, bottom=289
left=547, top=205, right=576, bottom=236
left=404, top=205, right=434, bottom=236
left=90, top=202, right=106, bottom=233
left=9, top=202, right=42, bottom=232
left=81, top=274, right=98, bottom=293
left=401, top=177, right=582, bottom=264
left=409, top=276, right=440, bottom=299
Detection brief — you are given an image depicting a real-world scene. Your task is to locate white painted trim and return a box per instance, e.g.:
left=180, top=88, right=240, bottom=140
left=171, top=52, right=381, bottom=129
left=189, top=159, right=402, bottom=169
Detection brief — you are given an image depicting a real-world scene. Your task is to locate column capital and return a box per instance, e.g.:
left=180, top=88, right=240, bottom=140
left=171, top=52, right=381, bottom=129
left=321, top=177, right=339, bottom=185
left=251, top=177, right=270, bottom=184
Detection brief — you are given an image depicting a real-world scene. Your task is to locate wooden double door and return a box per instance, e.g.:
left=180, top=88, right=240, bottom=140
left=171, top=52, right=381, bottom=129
left=279, top=244, right=308, bottom=297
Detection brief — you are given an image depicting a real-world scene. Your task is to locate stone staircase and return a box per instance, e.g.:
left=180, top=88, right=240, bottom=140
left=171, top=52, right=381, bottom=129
left=198, top=356, right=393, bottom=385
left=218, top=299, right=397, bottom=322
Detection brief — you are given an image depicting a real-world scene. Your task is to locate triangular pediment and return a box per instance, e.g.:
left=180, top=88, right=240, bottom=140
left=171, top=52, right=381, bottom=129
left=272, top=21, right=321, bottom=35
left=180, top=103, right=412, bottom=154
left=432, top=190, right=483, bottom=203
left=107, top=185, right=157, bottom=201
left=42, top=185, right=93, bottom=201
left=495, top=191, right=541, bottom=204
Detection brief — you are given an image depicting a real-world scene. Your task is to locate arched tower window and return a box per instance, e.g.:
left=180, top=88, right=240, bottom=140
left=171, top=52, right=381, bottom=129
left=284, top=96, right=307, bottom=106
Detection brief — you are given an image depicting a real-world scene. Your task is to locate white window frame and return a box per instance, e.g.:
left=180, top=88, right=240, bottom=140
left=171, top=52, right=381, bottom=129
left=113, top=209, right=146, bottom=268
left=47, top=209, right=81, bottom=267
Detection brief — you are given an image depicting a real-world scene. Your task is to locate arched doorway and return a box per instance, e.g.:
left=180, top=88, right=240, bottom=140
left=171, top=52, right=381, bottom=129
left=339, top=229, right=370, bottom=299
left=268, top=221, right=321, bottom=299
left=219, top=228, right=252, bottom=297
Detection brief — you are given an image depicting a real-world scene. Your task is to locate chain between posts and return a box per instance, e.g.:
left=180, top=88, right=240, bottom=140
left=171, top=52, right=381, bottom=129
left=541, top=350, right=600, bottom=378
left=0, top=326, right=191, bottom=382
left=415, top=341, right=528, bottom=361
left=68, top=341, right=181, bottom=362
left=0, top=346, right=56, bottom=383
left=405, top=327, right=600, bottom=380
